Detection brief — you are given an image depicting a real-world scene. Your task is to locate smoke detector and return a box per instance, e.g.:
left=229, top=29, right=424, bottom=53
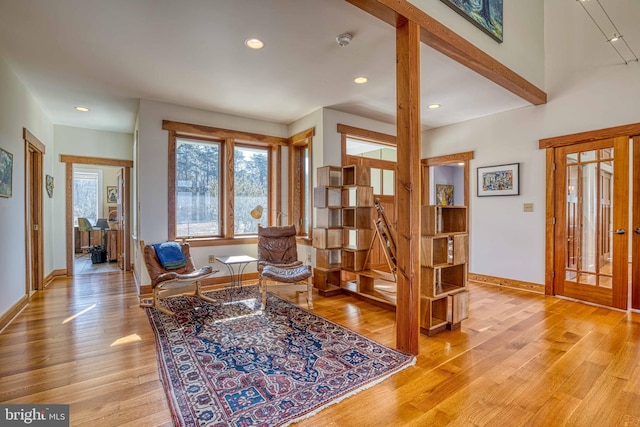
left=336, top=33, right=352, bottom=47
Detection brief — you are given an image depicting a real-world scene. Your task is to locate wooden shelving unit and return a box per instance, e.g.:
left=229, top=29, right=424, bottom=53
left=313, top=166, right=343, bottom=296
left=420, top=205, right=469, bottom=336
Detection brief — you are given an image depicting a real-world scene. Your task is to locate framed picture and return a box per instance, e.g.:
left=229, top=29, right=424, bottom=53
left=441, top=0, right=503, bottom=43
left=477, top=163, right=519, bottom=196
left=107, top=186, right=117, bottom=204
left=46, top=174, right=54, bottom=198
left=436, top=184, right=454, bottom=206
left=0, top=147, right=13, bottom=198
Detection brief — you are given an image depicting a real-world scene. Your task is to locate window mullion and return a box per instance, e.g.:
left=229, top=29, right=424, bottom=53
left=225, top=138, right=235, bottom=238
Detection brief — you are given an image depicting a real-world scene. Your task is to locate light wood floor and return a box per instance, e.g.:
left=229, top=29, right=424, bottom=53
left=1, top=273, right=639, bottom=426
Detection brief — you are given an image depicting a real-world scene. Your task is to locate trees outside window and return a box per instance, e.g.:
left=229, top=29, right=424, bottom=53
left=235, top=145, right=269, bottom=234
left=174, top=138, right=221, bottom=237
left=73, top=168, right=102, bottom=226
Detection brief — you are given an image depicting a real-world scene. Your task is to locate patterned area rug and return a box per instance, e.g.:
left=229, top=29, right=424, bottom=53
left=145, top=286, right=415, bottom=426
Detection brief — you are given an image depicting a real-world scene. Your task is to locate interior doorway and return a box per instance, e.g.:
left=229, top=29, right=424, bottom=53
left=24, top=129, right=45, bottom=294
left=61, top=155, right=133, bottom=276
left=421, top=151, right=473, bottom=213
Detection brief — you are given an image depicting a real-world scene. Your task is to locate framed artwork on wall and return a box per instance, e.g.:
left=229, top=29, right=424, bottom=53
left=441, top=0, right=503, bottom=43
left=0, top=147, right=13, bottom=198
left=107, top=186, right=117, bottom=204
left=436, top=184, right=454, bottom=206
left=46, top=174, right=54, bottom=198
left=477, top=163, right=519, bottom=196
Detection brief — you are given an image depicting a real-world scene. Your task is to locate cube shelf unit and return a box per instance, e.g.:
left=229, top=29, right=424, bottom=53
left=313, top=166, right=343, bottom=296
left=340, top=165, right=373, bottom=276
left=420, top=205, right=469, bottom=336
left=312, top=165, right=376, bottom=298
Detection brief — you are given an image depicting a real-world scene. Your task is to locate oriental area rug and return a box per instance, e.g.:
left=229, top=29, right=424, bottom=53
left=145, top=286, right=415, bottom=426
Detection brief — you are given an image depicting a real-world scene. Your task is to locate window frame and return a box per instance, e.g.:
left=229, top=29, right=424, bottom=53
left=165, top=120, right=286, bottom=246
left=288, top=128, right=314, bottom=242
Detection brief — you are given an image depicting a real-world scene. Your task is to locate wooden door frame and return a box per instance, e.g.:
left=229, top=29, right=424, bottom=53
left=23, top=129, right=45, bottom=294
left=61, top=155, right=133, bottom=275
left=633, top=136, right=640, bottom=310
left=539, top=123, right=640, bottom=307
left=420, top=151, right=473, bottom=210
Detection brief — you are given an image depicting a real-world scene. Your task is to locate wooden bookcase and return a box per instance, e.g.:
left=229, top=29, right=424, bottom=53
left=420, top=205, right=469, bottom=335
left=313, top=166, right=343, bottom=296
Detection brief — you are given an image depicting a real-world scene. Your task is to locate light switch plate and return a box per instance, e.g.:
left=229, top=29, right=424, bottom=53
left=523, top=203, right=534, bottom=212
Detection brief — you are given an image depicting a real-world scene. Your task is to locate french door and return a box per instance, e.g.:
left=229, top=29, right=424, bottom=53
left=554, top=137, right=629, bottom=309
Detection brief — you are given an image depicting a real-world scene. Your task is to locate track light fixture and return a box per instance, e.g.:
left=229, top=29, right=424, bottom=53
left=577, top=0, right=638, bottom=64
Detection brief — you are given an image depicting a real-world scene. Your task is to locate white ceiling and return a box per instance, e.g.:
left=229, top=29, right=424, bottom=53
left=0, top=0, right=635, bottom=135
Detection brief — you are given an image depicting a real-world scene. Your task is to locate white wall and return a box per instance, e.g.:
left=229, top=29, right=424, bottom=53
left=0, top=57, right=53, bottom=318
left=421, top=1, right=640, bottom=285
left=408, top=0, right=545, bottom=89
left=136, top=99, right=290, bottom=284
left=52, top=125, right=133, bottom=272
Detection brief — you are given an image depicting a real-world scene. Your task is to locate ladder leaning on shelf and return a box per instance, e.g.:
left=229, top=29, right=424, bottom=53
left=364, top=198, right=397, bottom=280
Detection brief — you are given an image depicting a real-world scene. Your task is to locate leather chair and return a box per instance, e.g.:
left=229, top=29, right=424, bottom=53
left=257, top=225, right=313, bottom=309
left=140, top=241, right=219, bottom=315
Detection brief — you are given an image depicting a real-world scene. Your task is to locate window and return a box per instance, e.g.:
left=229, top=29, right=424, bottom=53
left=174, top=137, right=221, bottom=238
left=165, top=120, right=285, bottom=242
left=289, top=129, right=314, bottom=237
left=73, top=168, right=102, bottom=226
left=235, top=145, right=269, bottom=235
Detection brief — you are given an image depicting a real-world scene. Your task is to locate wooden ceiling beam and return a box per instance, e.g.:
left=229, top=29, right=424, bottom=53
left=346, top=0, right=547, bottom=106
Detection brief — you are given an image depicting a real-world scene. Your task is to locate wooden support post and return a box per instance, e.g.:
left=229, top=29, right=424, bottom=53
left=395, top=18, right=421, bottom=355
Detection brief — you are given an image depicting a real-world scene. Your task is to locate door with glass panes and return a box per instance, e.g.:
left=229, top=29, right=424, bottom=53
left=554, top=137, right=629, bottom=309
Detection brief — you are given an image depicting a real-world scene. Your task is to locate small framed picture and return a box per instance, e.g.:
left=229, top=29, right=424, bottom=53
left=107, top=186, right=117, bottom=203
left=477, top=163, right=520, bottom=196
left=46, top=174, right=54, bottom=198
left=0, top=147, right=13, bottom=198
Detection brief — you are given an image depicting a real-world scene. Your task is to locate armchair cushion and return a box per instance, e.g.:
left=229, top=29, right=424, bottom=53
left=261, top=264, right=311, bottom=283
left=152, top=241, right=187, bottom=269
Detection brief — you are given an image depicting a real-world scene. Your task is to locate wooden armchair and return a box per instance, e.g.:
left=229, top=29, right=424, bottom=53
left=257, top=225, right=313, bottom=309
left=140, top=241, right=219, bottom=315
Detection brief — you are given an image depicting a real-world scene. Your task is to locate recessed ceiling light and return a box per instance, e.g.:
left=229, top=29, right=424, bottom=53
left=75, top=106, right=90, bottom=112
left=244, top=38, right=264, bottom=49
left=427, top=104, right=441, bottom=109
left=457, top=162, right=465, bottom=166
left=354, top=76, right=368, bottom=84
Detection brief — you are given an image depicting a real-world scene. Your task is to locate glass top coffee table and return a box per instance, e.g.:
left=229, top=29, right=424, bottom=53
left=215, top=255, right=258, bottom=296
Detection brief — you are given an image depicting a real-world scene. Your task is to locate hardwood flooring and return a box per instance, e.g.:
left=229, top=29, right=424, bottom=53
left=1, top=273, right=639, bottom=426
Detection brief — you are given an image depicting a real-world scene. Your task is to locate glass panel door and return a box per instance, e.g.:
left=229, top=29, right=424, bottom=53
left=555, top=137, right=629, bottom=309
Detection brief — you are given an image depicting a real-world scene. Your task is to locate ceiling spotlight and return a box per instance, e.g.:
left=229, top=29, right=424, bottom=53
left=244, top=38, right=264, bottom=49
left=75, top=106, right=90, bottom=112
left=336, top=33, right=352, bottom=47
left=427, top=104, right=441, bottom=109
left=354, top=76, right=368, bottom=84
left=608, top=34, right=622, bottom=42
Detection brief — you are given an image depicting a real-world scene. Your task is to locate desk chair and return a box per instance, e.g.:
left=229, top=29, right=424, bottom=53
left=77, top=217, right=100, bottom=251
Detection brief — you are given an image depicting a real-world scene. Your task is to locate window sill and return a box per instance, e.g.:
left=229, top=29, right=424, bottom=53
left=178, top=236, right=258, bottom=247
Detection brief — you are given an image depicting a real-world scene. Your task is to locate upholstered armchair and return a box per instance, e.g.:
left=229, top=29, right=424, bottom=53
left=140, top=241, right=219, bottom=315
left=257, top=225, right=313, bottom=309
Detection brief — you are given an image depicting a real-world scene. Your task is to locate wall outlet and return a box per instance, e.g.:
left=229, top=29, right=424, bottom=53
left=523, top=203, right=534, bottom=212
left=208, top=254, right=216, bottom=264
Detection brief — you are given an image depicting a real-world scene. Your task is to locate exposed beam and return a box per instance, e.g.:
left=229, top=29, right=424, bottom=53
left=346, top=0, right=547, bottom=106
